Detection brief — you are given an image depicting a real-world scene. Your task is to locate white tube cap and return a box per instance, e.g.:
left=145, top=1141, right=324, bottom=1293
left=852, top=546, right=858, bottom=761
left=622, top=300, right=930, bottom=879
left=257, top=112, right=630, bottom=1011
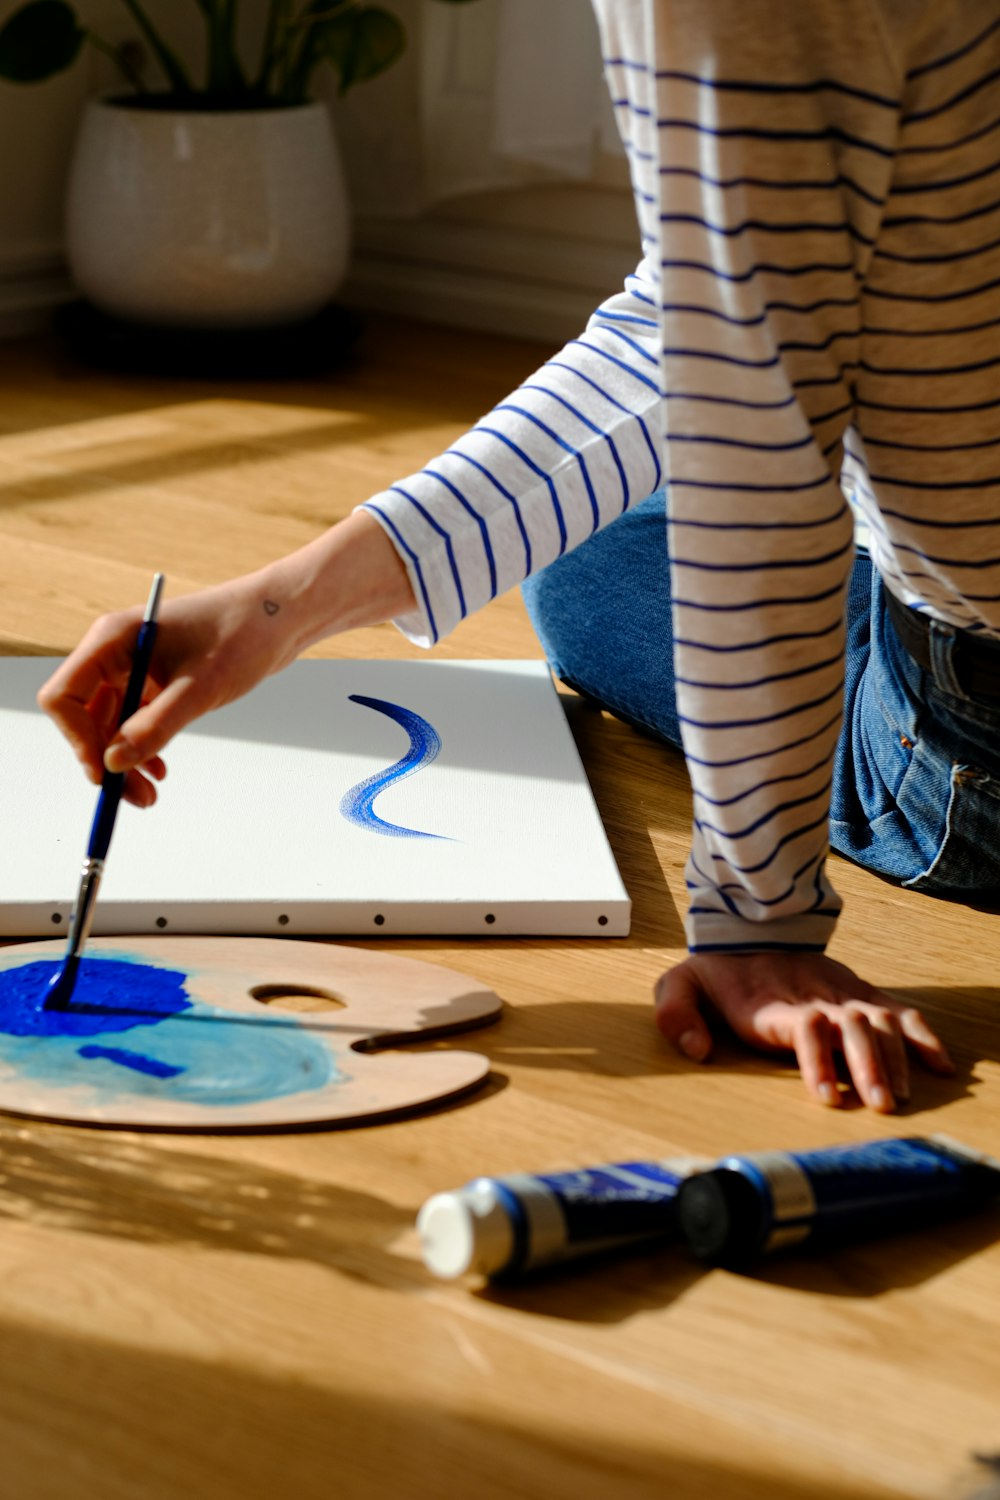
left=416, top=1179, right=516, bottom=1279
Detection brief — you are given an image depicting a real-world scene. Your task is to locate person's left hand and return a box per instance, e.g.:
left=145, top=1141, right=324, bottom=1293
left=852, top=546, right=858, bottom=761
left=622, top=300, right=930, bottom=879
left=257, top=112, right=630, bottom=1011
left=653, top=950, right=955, bottom=1111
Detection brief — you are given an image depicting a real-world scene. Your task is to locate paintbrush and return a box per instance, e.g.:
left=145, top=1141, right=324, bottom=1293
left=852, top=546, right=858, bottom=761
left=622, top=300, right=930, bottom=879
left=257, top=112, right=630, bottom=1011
left=45, top=572, right=166, bottom=1011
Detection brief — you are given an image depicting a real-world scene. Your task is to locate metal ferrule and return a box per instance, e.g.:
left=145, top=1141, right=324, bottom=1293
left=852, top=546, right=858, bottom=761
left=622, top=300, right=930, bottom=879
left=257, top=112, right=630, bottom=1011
left=64, top=857, right=105, bottom=957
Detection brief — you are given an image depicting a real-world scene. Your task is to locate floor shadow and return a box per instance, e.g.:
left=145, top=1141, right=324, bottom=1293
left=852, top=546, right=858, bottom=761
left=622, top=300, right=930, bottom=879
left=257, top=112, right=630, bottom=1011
left=667, top=1002, right=982, bottom=1116
left=478, top=1239, right=702, bottom=1325
left=475, top=1196, right=1000, bottom=1320
left=0, top=315, right=539, bottom=441
left=884, top=985, right=1000, bottom=1063
left=0, top=637, right=64, bottom=656
left=449, top=992, right=981, bottom=1116
left=0, top=1116, right=422, bottom=1286
left=964, top=1455, right=1000, bottom=1500
left=0, top=409, right=381, bottom=515
left=3, top=655, right=618, bottom=782
left=559, top=690, right=687, bottom=947
left=0, top=1314, right=922, bottom=1500
left=740, top=1201, right=1000, bottom=1297
left=468, top=997, right=677, bottom=1080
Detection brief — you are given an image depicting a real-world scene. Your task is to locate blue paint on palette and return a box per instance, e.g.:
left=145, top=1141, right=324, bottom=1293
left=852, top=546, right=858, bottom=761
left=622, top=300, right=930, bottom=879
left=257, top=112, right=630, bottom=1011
left=77, top=1044, right=185, bottom=1079
left=0, top=956, right=338, bottom=1107
left=339, top=694, right=449, bottom=839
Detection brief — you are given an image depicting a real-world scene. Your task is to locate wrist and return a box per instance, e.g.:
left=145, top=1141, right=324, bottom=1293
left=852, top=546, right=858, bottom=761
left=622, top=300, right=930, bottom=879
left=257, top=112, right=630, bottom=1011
left=250, top=511, right=415, bottom=656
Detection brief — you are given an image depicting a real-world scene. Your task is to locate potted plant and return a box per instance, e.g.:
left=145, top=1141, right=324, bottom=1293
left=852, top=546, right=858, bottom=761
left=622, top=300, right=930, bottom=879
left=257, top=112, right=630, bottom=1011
left=0, top=0, right=476, bottom=329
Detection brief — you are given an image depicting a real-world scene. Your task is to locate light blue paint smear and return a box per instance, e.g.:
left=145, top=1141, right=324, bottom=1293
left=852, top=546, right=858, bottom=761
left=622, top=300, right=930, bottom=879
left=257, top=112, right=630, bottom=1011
left=339, top=694, right=448, bottom=839
left=0, top=957, right=338, bottom=1107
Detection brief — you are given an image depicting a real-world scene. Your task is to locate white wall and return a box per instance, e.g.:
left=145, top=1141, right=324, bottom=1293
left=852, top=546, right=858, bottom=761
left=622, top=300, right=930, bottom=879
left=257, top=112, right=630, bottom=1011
left=0, top=1, right=213, bottom=334
left=0, top=1, right=639, bottom=345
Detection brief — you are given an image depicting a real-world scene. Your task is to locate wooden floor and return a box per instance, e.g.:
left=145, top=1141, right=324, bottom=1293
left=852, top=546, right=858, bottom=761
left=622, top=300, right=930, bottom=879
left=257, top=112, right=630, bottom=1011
left=0, top=319, right=999, bottom=1500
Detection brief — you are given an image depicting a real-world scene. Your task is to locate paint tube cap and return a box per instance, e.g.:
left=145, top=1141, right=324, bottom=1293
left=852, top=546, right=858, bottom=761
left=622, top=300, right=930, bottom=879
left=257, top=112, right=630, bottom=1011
left=676, top=1167, right=769, bottom=1266
left=417, top=1179, right=516, bottom=1279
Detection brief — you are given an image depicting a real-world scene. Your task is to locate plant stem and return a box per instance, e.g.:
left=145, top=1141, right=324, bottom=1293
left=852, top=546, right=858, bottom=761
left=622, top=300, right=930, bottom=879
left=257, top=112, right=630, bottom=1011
left=201, top=0, right=248, bottom=95
left=254, top=0, right=289, bottom=96
left=118, top=0, right=193, bottom=93
left=284, top=2, right=349, bottom=102
left=84, top=30, right=149, bottom=93
left=277, top=0, right=298, bottom=98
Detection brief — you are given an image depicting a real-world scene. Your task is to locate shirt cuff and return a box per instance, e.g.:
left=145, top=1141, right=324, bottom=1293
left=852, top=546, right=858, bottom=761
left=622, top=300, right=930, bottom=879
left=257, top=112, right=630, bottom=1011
left=684, top=907, right=840, bottom=954
left=357, top=498, right=464, bottom=647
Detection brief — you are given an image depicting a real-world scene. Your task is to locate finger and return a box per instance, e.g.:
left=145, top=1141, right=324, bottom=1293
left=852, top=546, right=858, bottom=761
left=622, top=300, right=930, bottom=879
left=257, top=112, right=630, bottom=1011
left=105, top=675, right=206, bottom=772
left=897, top=1006, right=956, bottom=1075
left=40, top=692, right=111, bottom=783
left=37, top=622, right=139, bottom=777
left=865, top=1006, right=910, bottom=1102
left=654, top=965, right=713, bottom=1062
left=837, top=1007, right=896, bottom=1112
left=123, top=768, right=159, bottom=809
left=791, top=1008, right=843, bottom=1108
left=89, top=681, right=122, bottom=741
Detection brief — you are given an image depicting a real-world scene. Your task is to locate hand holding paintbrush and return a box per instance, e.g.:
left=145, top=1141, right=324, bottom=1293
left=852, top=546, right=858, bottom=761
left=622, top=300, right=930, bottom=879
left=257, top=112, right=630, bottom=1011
left=44, top=573, right=165, bottom=1010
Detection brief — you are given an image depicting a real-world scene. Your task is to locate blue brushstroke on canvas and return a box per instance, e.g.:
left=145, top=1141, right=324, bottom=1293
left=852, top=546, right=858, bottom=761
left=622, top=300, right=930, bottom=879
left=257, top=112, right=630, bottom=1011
left=340, top=694, right=448, bottom=839
left=0, top=956, right=338, bottom=1106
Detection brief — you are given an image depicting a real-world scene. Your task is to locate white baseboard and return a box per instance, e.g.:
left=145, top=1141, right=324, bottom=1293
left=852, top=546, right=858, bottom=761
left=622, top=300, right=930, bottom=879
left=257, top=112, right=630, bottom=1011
left=343, top=255, right=603, bottom=345
left=0, top=246, right=75, bottom=340
left=342, top=217, right=637, bottom=345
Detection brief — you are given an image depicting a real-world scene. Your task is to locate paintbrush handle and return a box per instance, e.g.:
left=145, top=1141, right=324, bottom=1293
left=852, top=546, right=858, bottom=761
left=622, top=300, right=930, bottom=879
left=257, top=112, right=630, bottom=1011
left=86, top=573, right=164, bottom=862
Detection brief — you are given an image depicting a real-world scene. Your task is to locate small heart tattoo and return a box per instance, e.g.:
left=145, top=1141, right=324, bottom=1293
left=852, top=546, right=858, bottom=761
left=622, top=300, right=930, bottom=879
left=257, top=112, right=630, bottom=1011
left=263, top=599, right=280, bottom=616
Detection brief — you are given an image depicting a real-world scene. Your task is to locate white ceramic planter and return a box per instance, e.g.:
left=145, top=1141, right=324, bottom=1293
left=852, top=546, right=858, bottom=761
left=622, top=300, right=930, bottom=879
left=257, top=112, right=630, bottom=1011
left=65, top=97, right=351, bottom=329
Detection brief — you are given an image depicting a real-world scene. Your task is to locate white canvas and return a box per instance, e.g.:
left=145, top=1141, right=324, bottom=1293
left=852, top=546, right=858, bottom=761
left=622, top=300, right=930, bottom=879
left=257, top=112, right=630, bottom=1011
left=0, top=659, right=630, bottom=938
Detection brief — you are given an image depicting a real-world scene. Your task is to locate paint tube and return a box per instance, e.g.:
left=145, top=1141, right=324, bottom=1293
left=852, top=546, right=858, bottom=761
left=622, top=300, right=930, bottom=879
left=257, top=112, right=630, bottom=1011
left=417, top=1157, right=707, bottom=1279
left=676, top=1134, right=1000, bottom=1267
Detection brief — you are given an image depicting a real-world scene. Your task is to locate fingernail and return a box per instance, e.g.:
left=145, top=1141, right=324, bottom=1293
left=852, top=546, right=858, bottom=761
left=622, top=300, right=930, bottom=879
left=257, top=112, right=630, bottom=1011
left=818, top=1082, right=841, bottom=1107
left=870, top=1085, right=894, bottom=1112
left=105, top=740, right=133, bottom=773
left=678, top=1029, right=709, bottom=1061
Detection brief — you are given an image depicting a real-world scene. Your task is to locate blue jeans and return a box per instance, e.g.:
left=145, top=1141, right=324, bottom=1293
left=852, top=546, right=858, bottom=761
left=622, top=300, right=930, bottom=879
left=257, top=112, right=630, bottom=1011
left=522, top=490, right=1000, bottom=901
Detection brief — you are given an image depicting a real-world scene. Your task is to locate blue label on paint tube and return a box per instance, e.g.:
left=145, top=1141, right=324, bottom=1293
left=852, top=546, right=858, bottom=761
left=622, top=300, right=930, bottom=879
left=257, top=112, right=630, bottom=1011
left=677, top=1135, right=1000, bottom=1266
left=533, top=1161, right=689, bottom=1244
left=732, top=1136, right=1000, bottom=1251
left=789, top=1137, right=973, bottom=1213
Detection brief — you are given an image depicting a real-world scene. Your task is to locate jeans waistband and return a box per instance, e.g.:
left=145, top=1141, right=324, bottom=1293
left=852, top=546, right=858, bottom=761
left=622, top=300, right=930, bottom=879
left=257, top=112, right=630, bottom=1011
left=884, top=588, right=1000, bottom=703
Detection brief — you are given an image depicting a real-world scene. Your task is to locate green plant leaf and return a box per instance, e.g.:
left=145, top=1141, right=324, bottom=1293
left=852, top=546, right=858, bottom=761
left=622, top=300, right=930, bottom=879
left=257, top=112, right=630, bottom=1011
left=0, top=0, right=84, bottom=82
left=318, top=6, right=406, bottom=94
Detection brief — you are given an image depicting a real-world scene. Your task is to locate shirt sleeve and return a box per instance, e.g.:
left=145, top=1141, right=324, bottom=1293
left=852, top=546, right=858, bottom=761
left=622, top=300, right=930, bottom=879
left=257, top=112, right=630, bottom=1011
left=359, top=257, right=665, bottom=647
left=602, top=0, right=906, bottom=952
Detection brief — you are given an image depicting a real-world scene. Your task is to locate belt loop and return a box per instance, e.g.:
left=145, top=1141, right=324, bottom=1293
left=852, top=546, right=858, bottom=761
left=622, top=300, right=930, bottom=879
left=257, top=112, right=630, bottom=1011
left=928, top=618, right=965, bottom=698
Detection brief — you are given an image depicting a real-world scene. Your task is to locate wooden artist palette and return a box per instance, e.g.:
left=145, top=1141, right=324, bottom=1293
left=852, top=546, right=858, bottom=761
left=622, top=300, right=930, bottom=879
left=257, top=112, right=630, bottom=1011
left=0, top=937, right=502, bottom=1130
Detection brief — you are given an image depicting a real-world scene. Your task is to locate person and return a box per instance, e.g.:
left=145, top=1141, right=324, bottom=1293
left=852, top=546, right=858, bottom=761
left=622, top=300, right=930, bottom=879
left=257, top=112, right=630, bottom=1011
left=41, top=0, right=1000, bottom=1112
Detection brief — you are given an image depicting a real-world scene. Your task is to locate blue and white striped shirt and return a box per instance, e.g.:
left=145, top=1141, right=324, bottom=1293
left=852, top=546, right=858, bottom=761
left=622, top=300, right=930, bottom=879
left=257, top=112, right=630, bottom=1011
left=363, top=0, right=1000, bottom=953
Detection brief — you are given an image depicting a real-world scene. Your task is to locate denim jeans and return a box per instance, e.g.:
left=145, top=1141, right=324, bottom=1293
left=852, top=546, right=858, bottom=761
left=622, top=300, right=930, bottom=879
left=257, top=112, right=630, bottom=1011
left=522, top=489, right=1000, bottom=901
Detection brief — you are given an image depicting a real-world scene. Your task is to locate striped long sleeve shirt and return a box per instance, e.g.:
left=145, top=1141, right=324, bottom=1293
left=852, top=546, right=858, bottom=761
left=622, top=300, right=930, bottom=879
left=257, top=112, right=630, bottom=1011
left=362, top=0, right=1000, bottom=954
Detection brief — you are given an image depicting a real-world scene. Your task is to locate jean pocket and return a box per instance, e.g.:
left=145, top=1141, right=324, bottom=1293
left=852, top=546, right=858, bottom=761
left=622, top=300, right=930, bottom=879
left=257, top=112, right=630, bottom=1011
left=903, top=759, right=1000, bottom=897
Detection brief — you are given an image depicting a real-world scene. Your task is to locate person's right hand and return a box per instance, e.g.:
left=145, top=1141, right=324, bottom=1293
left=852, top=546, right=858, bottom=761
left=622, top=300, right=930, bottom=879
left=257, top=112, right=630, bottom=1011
left=37, top=573, right=304, bottom=807
left=37, top=511, right=416, bottom=808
